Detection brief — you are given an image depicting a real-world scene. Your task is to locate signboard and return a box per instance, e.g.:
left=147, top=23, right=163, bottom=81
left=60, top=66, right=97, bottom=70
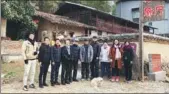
left=148, top=54, right=162, bottom=72
left=143, top=0, right=165, bottom=22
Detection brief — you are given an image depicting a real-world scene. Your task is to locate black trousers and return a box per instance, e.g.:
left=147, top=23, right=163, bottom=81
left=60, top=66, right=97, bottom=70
left=90, top=60, right=99, bottom=78
left=61, top=62, right=71, bottom=83
left=71, top=60, right=78, bottom=80
left=112, top=60, right=119, bottom=76
left=51, top=62, right=60, bottom=84
left=39, top=63, right=50, bottom=86
left=81, top=62, right=90, bottom=79
left=124, top=61, right=132, bottom=81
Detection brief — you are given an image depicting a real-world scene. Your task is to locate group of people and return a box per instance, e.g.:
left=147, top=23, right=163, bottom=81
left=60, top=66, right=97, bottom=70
left=22, top=33, right=134, bottom=91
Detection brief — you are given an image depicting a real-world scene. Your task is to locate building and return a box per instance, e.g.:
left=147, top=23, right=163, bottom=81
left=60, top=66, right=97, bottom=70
left=34, top=11, right=96, bottom=41
left=116, top=0, right=169, bottom=35
left=55, top=1, right=157, bottom=36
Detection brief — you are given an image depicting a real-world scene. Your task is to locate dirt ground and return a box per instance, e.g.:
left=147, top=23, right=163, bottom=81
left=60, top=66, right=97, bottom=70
left=1, top=61, right=169, bottom=93
left=1, top=79, right=169, bottom=93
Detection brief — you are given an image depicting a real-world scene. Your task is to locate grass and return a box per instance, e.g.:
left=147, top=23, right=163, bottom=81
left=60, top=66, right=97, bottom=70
left=1, top=60, right=40, bottom=84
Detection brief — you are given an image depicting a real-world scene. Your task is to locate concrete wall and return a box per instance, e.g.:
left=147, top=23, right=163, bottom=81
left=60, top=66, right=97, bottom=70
left=132, top=41, right=169, bottom=63
left=143, top=42, right=169, bottom=63
left=116, top=1, right=169, bottom=34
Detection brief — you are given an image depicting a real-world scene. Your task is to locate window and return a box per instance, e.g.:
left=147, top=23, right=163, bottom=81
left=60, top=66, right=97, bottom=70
left=132, top=8, right=140, bottom=23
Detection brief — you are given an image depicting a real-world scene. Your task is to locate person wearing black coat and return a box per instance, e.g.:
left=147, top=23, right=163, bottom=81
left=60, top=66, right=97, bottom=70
left=90, top=36, right=101, bottom=79
left=123, top=41, right=134, bottom=82
left=61, top=39, right=71, bottom=85
left=50, top=38, right=62, bottom=86
left=70, top=38, right=80, bottom=82
left=38, top=37, right=51, bottom=88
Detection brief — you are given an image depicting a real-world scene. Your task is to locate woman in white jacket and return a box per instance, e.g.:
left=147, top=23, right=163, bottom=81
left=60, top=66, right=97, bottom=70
left=100, top=41, right=111, bottom=78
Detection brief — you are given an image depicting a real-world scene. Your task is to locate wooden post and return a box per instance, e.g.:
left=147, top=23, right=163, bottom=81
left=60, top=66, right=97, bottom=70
left=139, top=1, right=144, bottom=81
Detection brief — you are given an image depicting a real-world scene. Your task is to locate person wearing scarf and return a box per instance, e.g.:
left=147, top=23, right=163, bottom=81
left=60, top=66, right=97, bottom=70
left=22, top=33, right=38, bottom=91
left=123, top=41, right=134, bottom=83
left=50, top=38, right=62, bottom=86
left=109, top=39, right=123, bottom=82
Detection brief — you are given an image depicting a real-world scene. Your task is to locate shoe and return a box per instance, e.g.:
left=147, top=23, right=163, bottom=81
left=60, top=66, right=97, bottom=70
left=127, top=80, right=132, bottom=83
left=66, top=81, right=70, bottom=84
left=111, top=76, right=115, bottom=82
left=43, top=83, right=49, bottom=87
left=61, top=82, right=66, bottom=85
left=29, top=84, right=36, bottom=88
left=73, top=79, right=79, bottom=82
left=86, top=78, right=90, bottom=81
left=23, top=85, right=28, bottom=91
left=81, top=78, right=85, bottom=81
left=51, top=83, right=55, bottom=86
left=39, top=85, right=44, bottom=88
left=115, top=76, right=120, bottom=82
left=55, top=81, right=60, bottom=85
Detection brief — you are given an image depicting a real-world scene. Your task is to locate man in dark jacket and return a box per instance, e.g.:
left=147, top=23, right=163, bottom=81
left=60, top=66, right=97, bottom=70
left=38, top=37, right=51, bottom=88
left=90, top=36, right=101, bottom=79
left=70, top=38, right=80, bottom=82
left=61, top=39, right=71, bottom=85
left=50, top=38, right=61, bottom=86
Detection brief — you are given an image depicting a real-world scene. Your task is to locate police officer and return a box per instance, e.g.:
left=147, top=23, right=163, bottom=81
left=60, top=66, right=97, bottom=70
left=38, top=37, right=51, bottom=88
left=51, top=38, right=61, bottom=86
left=61, top=39, right=71, bottom=85
left=90, top=36, right=101, bottom=80
left=70, top=38, right=80, bottom=82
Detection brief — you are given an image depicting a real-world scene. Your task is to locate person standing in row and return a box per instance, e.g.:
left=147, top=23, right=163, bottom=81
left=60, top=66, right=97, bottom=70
left=70, top=38, right=80, bottom=82
left=38, top=37, right=51, bottom=88
left=100, top=41, right=111, bottom=79
left=61, top=39, right=71, bottom=85
left=90, top=36, right=101, bottom=80
left=22, top=33, right=39, bottom=91
left=109, top=39, right=123, bottom=82
left=50, top=38, right=62, bottom=86
left=123, top=41, right=134, bottom=83
left=80, top=39, right=93, bottom=81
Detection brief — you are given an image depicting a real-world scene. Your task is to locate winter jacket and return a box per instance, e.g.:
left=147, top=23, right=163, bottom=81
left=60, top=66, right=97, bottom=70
left=51, top=45, right=61, bottom=63
left=123, top=45, right=134, bottom=62
left=22, top=40, right=39, bottom=60
left=70, top=44, right=80, bottom=61
left=61, top=46, right=71, bottom=63
left=91, top=41, right=101, bottom=61
left=38, top=43, right=51, bottom=63
left=100, top=45, right=111, bottom=62
left=109, top=45, right=123, bottom=69
left=80, top=44, right=93, bottom=63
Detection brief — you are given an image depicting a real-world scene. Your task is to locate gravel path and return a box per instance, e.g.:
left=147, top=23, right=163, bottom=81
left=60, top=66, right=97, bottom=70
left=1, top=79, right=169, bottom=93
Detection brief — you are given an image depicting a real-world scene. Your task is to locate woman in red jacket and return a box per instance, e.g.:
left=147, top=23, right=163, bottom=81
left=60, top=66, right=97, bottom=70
left=109, top=39, right=123, bottom=82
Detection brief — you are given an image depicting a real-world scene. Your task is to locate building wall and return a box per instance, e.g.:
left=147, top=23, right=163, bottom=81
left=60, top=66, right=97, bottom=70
left=38, top=20, right=85, bottom=41
left=1, top=18, right=7, bottom=37
left=133, top=41, right=169, bottom=63
left=143, top=42, right=169, bottom=63
left=116, top=1, right=169, bottom=34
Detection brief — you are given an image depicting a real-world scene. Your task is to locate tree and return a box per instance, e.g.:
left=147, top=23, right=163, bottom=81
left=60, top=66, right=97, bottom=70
left=112, top=4, right=116, bottom=15
left=1, top=0, right=37, bottom=39
left=30, top=0, right=60, bottom=13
